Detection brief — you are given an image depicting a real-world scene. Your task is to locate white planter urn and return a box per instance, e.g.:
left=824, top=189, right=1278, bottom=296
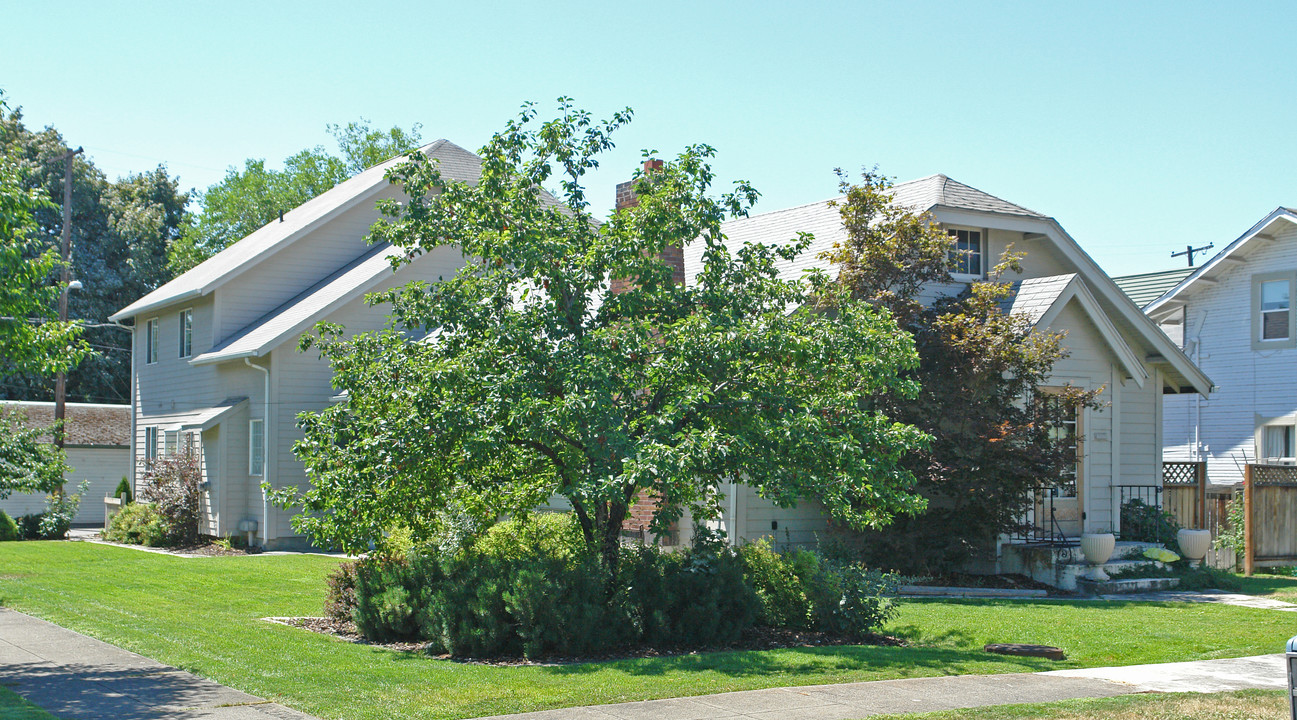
left=1079, top=532, right=1116, bottom=581
left=1177, top=529, right=1212, bottom=568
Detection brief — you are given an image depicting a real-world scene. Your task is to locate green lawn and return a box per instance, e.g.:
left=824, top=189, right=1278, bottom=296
left=0, top=686, right=60, bottom=720
left=1237, top=572, right=1297, bottom=604
left=1, top=542, right=1294, bottom=720
left=868, top=689, right=1288, bottom=720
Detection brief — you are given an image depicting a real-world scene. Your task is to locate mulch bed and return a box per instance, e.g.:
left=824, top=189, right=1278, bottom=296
left=272, top=616, right=907, bottom=665
left=86, top=533, right=262, bottom=556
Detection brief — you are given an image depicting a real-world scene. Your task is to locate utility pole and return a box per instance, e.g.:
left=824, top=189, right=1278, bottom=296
left=53, top=146, right=83, bottom=454
left=1171, top=243, right=1214, bottom=268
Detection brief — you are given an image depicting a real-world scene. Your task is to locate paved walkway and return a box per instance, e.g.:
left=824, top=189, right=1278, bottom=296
left=0, top=608, right=320, bottom=720
left=476, top=654, right=1288, bottom=720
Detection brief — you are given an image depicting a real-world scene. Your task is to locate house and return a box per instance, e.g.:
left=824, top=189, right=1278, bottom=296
left=1119, top=207, right=1297, bottom=486
left=680, top=175, right=1212, bottom=551
left=0, top=401, right=131, bottom=526
left=109, top=140, right=490, bottom=549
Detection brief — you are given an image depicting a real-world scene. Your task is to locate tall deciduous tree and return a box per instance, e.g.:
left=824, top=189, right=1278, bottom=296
left=169, top=119, right=423, bottom=273
left=0, top=94, right=187, bottom=403
left=278, top=101, right=930, bottom=567
left=825, top=170, right=1100, bottom=573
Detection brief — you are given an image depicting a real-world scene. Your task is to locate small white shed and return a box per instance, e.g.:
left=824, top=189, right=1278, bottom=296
left=0, top=401, right=132, bottom=527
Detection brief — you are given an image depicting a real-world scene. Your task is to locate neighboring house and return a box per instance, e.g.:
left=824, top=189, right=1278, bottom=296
left=1119, top=207, right=1297, bottom=486
left=0, top=401, right=131, bottom=526
left=110, top=140, right=490, bottom=549
left=682, top=175, right=1212, bottom=548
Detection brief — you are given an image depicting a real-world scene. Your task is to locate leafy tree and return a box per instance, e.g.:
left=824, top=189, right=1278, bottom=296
left=825, top=170, right=1100, bottom=573
left=169, top=119, right=423, bottom=273
left=0, top=146, right=87, bottom=378
left=278, top=101, right=930, bottom=568
left=0, top=94, right=187, bottom=403
left=0, top=412, right=69, bottom=500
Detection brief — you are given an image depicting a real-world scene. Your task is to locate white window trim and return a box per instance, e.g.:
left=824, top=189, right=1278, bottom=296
left=145, top=318, right=159, bottom=364
left=179, top=308, right=193, bottom=358
left=947, top=226, right=986, bottom=282
left=1256, top=416, right=1297, bottom=464
left=249, top=419, right=265, bottom=477
left=164, top=430, right=179, bottom=456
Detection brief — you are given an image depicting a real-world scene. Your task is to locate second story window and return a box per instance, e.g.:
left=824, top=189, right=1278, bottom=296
left=1264, top=424, right=1295, bottom=461
left=1261, top=280, right=1290, bottom=341
left=948, top=228, right=983, bottom=277
left=145, top=318, right=159, bottom=364
left=179, top=308, right=193, bottom=358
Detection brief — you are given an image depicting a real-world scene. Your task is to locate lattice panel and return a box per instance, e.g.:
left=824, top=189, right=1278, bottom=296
left=1162, top=462, right=1201, bottom=486
left=1252, top=464, right=1297, bottom=486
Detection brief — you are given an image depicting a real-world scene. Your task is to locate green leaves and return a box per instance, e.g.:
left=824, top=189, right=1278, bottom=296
left=286, top=101, right=929, bottom=562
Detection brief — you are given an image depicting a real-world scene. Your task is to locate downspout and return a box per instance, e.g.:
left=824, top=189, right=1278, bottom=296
left=244, top=357, right=270, bottom=547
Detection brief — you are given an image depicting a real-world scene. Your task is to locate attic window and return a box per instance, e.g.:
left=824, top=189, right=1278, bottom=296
left=947, top=228, right=983, bottom=277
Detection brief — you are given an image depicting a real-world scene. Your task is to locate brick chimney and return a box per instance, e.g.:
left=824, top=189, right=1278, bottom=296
left=612, top=159, right=685, bottom=291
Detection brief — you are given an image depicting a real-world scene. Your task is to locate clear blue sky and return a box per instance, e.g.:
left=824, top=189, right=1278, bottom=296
left=4, top=1, right=1293, bottom=276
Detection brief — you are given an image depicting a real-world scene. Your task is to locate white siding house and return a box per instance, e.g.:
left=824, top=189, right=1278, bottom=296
left=1128, top=208, right=1297, bottom=487
left=0, top=401, right=131, bottom=526
left=111, top=140, right=485, bottom=548
left=686, top=175, right=1211, bottom=546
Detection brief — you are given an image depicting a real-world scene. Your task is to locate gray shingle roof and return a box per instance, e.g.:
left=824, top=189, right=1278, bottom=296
left=889, top=174, right=1046, bottom=218
left=684, top=174, right=1044, bottom=287
left=998, top=274, right=1077, bottom=325
left=0, top=401, right=130, bottom=447
left=190, top=244, right=403, bottom=364
left=112, top=139, right=483, bottom=322
left=1112, top=268, right=1196, bottom=308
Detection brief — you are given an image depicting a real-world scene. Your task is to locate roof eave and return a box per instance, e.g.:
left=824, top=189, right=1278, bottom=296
left=1145, top=208, right=1297, bottom=314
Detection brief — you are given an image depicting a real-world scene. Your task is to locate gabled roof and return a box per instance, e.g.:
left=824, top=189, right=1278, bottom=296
left=1112, top=268, right=1196, bottom=308
left=111, top=139, right=483, bottom=322
left=1144, top=207, right=1297, bottom=314
left=684, top=174, right=1212, bottom=396
left=1000, top=274, right=1147, bottom=387
left=190, top=244, right=404, bottom=365
left=0, top=401, right=130, bottom=447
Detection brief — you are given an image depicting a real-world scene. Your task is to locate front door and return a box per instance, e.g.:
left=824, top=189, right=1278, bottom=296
left=1043, top=398, right=1083, bottom=537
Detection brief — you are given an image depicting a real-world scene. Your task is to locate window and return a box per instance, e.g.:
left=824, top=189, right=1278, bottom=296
left=145, top=318, right=159, bottom=364
left=1264, top=425, right=1295, bottom=461
left=179, top=308, right=193, bottom=358
left=947, top=228, right=983, bottom=277
left=1252, top=273, right=1296, bottom=350
left=1261, top=280, right=1290, bottom=340
left=164, top=430, right=178, bottom=456
left=144, top=427, right=158, bottom=462
left=249, top=419, right=264, bottom=476
left=1043, top=395, right=1079, bottom=498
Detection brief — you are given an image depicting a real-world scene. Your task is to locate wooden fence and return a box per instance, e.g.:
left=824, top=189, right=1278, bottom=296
left=1243, top=464, right=1297, bottom=575
left=1161, top=461, right=1207, bottom=529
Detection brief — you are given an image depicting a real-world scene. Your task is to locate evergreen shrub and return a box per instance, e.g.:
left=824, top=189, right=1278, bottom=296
left=0, top=510, right=18, bottom=541
left=17, top=513, right=43, bottom=540
left=104, top=503, right=168, bottom=546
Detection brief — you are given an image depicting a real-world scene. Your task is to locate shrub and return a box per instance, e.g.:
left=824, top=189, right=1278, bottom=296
left=104, top=503, right=168, bottom=546
left=1120, top=498, right=1180, bottom=545
left=620, top=540, right=759, bottom=649
left=0, top=510, right=18, bottom=541
left=472, top=512, right=586, bottom=564
left=17, top=513, right=42, bottom=540
left=352, top=554, right=431, bottom=642
left=114, top=477, right=132, bottom=503
left=324, top=560, right=359, bottom=623
left=38, top=480, right=88, bottom=539
left=821, top=563, right=904, bottom=638
left=138, top=452, right=202, bottom=545
left=738, top=539, right=811, bottom=629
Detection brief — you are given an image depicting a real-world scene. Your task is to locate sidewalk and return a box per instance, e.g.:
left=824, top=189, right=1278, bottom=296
left=476, top=654, right=1287, bottom=720
left=0, top=607, right=320, bottom=720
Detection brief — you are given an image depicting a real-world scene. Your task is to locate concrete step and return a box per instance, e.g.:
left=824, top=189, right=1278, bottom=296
left=1077, top=576, right=1180, bottom=595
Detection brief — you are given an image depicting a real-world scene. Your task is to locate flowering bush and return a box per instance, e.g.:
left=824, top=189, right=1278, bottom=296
left=138, top=452, right=203, bottom=545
